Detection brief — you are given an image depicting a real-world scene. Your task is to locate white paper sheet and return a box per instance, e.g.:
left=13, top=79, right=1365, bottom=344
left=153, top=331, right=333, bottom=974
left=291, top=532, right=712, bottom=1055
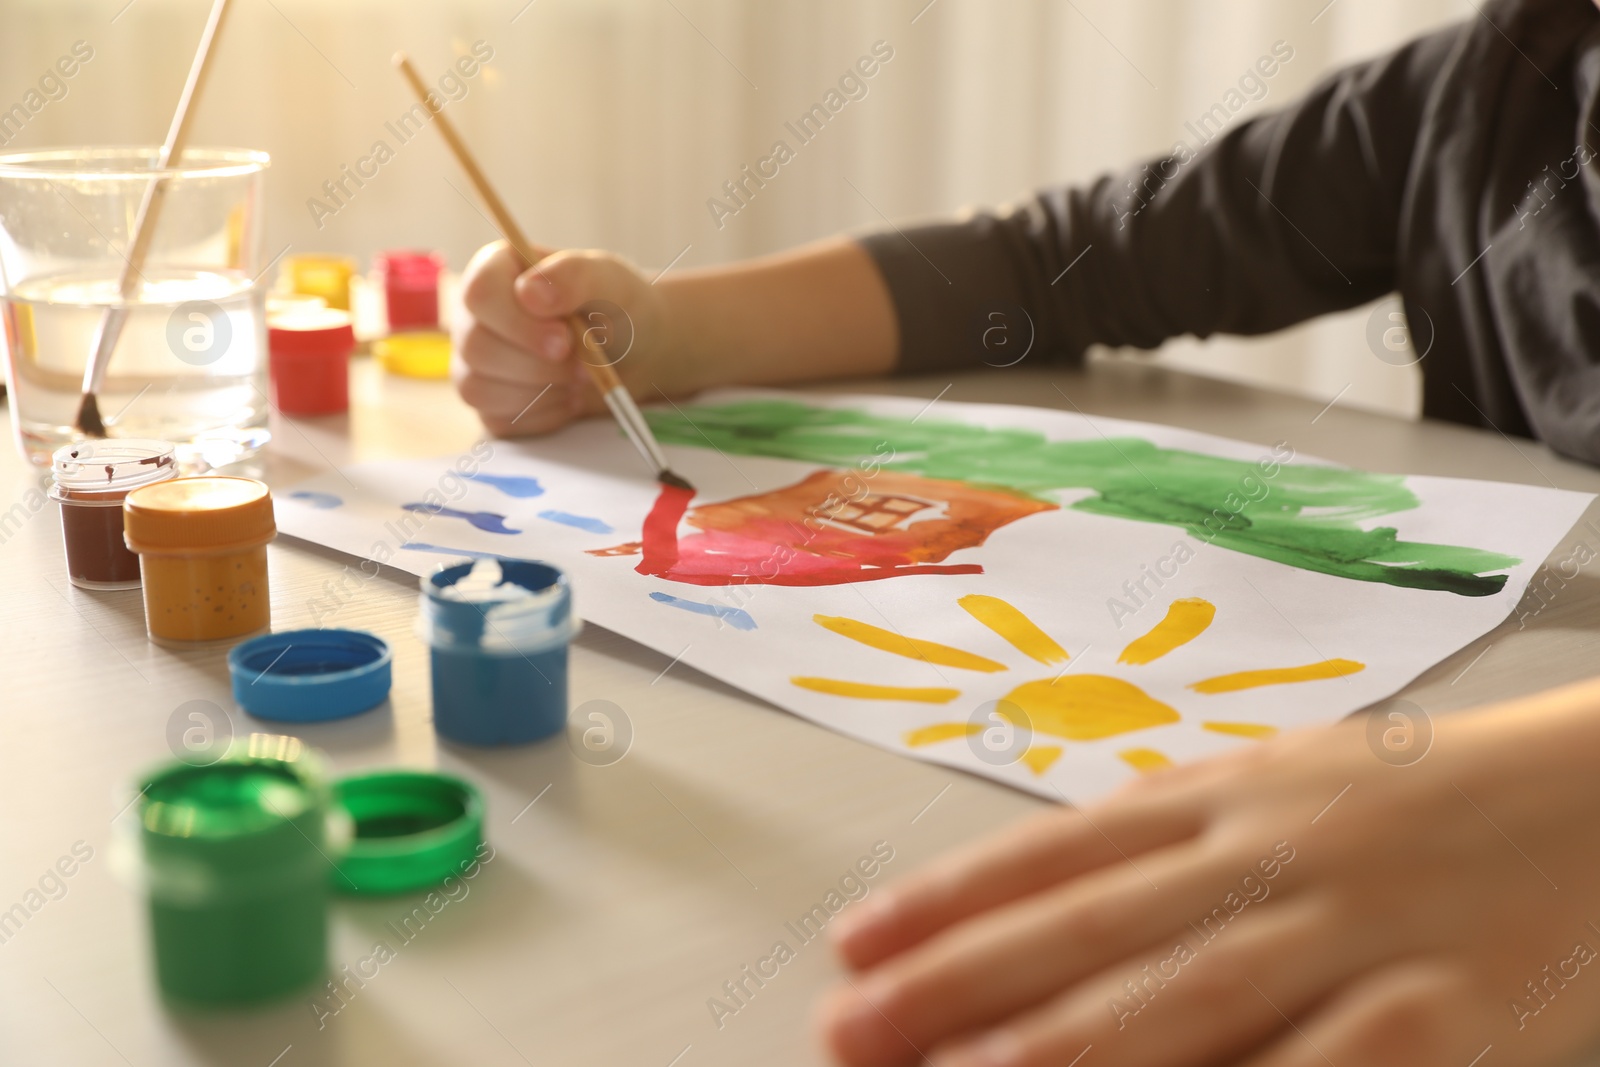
left=275, top=390, right=1594, bottom=804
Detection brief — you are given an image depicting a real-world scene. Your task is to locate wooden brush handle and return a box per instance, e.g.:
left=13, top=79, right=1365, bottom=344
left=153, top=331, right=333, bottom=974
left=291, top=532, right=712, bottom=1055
left=394, top=54, right=632, bottom=399
left=118, top=0, right=233, bottom=294
left=393, top=54, right=542, bottom=268
left=118, top=0, right=234, bottom=301
left=80, top=0, right=233, bottom=407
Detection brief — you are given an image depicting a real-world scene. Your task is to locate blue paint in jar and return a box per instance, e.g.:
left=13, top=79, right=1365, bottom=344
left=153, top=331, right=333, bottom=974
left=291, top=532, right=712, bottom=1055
left=418, top=558, right=581, bottom=745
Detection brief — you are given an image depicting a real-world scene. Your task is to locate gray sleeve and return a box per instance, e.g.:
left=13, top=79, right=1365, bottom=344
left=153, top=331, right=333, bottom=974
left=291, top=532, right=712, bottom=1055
left=859, top=27, right=1460, bottom=375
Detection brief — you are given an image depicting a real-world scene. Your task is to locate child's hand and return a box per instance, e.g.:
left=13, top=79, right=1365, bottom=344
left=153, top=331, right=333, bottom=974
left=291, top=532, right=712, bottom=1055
left=816, top=679, right=1600, bottom=1067
left=452, top=240, right=678, bottom=437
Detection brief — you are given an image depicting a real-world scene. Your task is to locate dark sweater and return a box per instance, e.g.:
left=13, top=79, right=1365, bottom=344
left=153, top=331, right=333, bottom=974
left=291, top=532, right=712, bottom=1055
left=861, top=0, right=1600, bottom=464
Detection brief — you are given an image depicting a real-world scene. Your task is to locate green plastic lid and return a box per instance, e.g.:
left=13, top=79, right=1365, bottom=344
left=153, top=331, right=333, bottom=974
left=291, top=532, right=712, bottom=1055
left=331, top=770, right=484, bottom=895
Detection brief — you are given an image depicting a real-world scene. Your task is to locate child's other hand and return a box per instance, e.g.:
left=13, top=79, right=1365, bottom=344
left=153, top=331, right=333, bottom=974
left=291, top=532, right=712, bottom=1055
left=816, top=679, right=1600, bottom=1067
left=452, top=240, right=678, bottom=437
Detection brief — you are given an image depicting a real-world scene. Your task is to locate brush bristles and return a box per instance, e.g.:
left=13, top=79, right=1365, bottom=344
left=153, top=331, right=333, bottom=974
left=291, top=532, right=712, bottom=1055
left=76, top=393, right=107, bottom=438
left=658, top=469, right=695, bottom=492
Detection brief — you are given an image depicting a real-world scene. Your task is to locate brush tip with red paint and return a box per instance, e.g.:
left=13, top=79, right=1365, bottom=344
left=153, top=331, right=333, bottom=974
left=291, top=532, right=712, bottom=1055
left=658, top=469, right=695, bottom=493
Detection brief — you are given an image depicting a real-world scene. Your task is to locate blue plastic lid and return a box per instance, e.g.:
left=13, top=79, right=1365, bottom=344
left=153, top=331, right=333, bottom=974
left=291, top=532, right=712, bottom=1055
left=228, top=629, right=392, bottom=722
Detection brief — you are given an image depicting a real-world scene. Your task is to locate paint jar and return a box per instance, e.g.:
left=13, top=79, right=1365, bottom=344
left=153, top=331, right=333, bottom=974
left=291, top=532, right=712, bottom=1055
left=417, top=558, right=580, bottom=745
left=124, top=476, right=276, bottom=647
left=265, top=292, right=326, bottom=318
left=376, top=249, right=444, bottom=332
left=267, top=307, right=355, bottom=416
left=138, top=734, right=329, bottom=1005
left=281, top=253, right=356, bottom=311
left=49, top=439, right=177, bottom=590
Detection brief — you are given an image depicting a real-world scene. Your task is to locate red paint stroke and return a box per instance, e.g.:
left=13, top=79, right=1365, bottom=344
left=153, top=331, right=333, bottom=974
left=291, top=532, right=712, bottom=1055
left=638, top=483, right=694, bottom=577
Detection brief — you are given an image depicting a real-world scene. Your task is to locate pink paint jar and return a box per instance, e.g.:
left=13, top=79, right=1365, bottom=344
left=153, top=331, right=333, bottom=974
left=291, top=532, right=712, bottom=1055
left=377, top=250, right=444, bottom=332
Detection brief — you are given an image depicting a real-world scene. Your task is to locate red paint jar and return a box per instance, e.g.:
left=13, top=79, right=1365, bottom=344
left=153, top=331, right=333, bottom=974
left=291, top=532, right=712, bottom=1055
left=49, top=439, right=178, bottom=590
left=268, top=308, right=355, bottom=416
left=376, top=250, right=444, bottom=332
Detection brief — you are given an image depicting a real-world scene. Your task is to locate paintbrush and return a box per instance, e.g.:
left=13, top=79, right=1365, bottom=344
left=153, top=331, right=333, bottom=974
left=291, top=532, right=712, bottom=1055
left=75, top=0, right=235, bottom=437
left=392, top=52, right=693, bottom=494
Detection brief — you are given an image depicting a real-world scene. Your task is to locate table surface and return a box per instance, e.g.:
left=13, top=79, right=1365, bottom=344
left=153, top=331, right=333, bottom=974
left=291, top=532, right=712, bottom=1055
left=5, top=357, right=1600, bottom=1067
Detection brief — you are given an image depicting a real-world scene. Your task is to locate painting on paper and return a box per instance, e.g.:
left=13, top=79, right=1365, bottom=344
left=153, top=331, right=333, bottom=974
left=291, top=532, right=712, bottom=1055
left=276, top=391, right=1593, bottom=803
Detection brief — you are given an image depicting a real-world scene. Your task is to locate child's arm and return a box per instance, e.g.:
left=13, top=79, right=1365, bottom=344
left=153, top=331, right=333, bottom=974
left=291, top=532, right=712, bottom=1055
left=452, top=236, right=896, bottom=437
left=455, top=17, right=1458, bottom=440
left=456, top=26, right=1449, bottom=439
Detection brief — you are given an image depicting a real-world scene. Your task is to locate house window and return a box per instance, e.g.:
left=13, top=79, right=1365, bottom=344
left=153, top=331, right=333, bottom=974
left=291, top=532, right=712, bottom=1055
left=820, top=493, right=940, bottom=534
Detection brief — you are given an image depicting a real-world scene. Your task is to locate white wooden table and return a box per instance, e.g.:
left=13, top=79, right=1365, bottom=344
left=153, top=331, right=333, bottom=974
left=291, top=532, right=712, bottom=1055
left=4, top=358, right=1600, bottom=1066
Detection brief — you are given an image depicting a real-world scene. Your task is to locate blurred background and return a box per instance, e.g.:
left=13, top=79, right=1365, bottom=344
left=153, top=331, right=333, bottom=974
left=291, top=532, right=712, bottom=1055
left=3, top=0, right=1473, bottom=417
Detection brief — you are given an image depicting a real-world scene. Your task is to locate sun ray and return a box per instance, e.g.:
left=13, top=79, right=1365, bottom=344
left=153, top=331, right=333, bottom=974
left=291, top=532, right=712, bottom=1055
left=1190, top=658, right=1365, bottom=694
left=905, top=722, right=981, bottom=746
left=793, top=677, right=961, bottom=703
left=1020, top=745, right=1063, bottom=775
left=1202, top=721, right=1278, bottom=739
left=1120, top=748, right=1173, bottom=773
left=1119, top=598, right=1216, bottom=665
left=957, top=595, right=1069, bottom=665
left=814, top=615, right=1007, bottom=672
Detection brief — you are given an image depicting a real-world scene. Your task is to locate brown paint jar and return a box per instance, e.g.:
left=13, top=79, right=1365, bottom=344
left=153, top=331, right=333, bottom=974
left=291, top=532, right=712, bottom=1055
left=124, top=477, right=276, bottom=647
left=49, top=440, right=178, bottom=590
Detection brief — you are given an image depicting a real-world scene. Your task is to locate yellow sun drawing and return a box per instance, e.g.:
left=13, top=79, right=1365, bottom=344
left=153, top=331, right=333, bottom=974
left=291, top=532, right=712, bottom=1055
left=790, top=596, right=1365, bottom=776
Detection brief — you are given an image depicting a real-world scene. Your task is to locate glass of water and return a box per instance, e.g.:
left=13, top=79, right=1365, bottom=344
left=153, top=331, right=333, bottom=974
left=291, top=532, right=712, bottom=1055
left=0, top=147, right=272, bottom=469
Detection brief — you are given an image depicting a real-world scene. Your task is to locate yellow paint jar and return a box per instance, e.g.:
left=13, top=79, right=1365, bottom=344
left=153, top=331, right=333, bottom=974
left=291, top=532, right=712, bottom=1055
left=282, top=254, right=356, bottom=311
left=124, top=477, right=276, bottom=647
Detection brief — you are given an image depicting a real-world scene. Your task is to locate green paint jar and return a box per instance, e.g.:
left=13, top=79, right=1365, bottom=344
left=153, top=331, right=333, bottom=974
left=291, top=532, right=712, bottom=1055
left=138, top=735, right=329, bottom=1005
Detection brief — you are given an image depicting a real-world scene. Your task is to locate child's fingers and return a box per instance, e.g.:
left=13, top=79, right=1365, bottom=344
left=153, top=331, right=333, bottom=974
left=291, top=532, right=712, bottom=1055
left=921, top=896, right=1346, bottom=1067
left=459, top=240, right=566, bottom=357
left=456, top=369, right=578, bottom=437
left=455, top=320, right=569, bottom=385
left=817, top=837, right=1274, bottom=1067
left=514, top=249, right=646, bottom=321
left=831, top=801, right=1202, bottom=972
left=1232, top=961, right=1479, bottom=1067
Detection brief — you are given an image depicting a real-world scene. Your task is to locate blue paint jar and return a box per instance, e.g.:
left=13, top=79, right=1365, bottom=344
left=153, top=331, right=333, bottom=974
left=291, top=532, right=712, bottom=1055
left=418, top=558, right=580, bottom=745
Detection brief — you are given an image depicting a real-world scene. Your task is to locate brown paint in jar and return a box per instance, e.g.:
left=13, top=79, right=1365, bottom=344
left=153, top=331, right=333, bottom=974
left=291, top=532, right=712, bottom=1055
left=49, top=440, right=178, bottom=590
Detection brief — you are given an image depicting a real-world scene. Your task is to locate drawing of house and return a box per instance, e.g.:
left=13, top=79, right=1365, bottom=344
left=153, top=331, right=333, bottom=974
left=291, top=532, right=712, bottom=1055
left=589, top=469, right=1057, bottom=586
